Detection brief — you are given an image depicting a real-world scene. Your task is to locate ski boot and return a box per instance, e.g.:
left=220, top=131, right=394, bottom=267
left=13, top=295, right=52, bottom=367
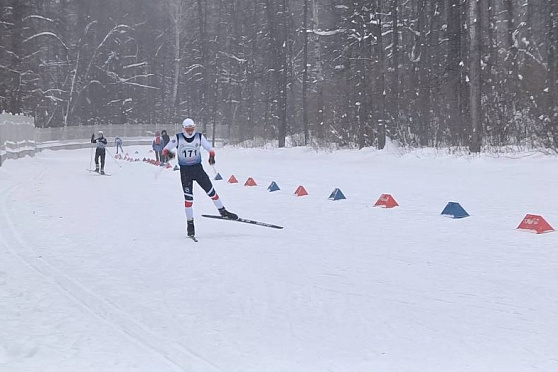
left=187, top=220, right=195, bottom=237
left=94, top=166, right=100, bottom=173
left=100, top=169, right=105, bottom=175
left=218, top=207, right=238, bottom=220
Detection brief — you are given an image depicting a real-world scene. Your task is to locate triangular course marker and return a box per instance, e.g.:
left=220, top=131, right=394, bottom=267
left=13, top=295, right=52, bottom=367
left=441, top=202, right=469, bottom=218
left=328, top=188, right=346, bottom=201
left=228, top=175, right=239, bottom=183
left=294, top=185, right=308, bottom=197
left=268, top=181, right=280, bottom=192
left=373, top=194, right=399, bottom=208
left=517, top=214, right=554, bottom=234
left=214, top=172, right=223, bottom=180
left=244, top=177, right=257, bottom=186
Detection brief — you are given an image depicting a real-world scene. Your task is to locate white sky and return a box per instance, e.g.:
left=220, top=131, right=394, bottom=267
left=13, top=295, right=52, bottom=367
left=1, top=143, right=558, bottom=372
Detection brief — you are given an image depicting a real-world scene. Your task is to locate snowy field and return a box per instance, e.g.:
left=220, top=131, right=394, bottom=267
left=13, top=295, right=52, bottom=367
left=1, top=144, right=558, bottom=372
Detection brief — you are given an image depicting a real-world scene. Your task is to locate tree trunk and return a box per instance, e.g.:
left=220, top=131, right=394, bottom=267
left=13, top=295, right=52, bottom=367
left=447, top=0, right=466, bottom=144
left=170, top=0, right=182, bottom=122
left=468, top=0, right=482, bottom=153
left=7, top=0, right=24, bottom=114
left=391, top=0, right=400, bottom=121
left=302, top=0, right=309, bottom=145
left=265, top=0, right=288, bottom=147
left=547, top=0, right=558, bottom=145
left=312, top=0, right=325, bottom=139
left=196, top=0, right=209, bottom=132
left=376, top=0, right=386, bottom=149
left=278, top=0, right=288, bottom=148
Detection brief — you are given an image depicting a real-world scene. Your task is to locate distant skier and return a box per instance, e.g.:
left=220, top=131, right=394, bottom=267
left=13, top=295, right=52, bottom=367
left=91, top=130, right=107, bottom=175
left=115, top=136, right=123, bottom=154
left=161, top=129, right=170, bottom=162
left=152, top=131, right=164, bottom=162
left=161, top=129, right=170, bottom=147
left=162, top=118, right=237, bottom=237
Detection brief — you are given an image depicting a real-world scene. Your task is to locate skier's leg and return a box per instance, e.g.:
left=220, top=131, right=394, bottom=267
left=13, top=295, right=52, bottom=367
left=94, top=149, right=100, bottom=171
left=100, top=150, right=106, bottom=172
left=180, top=167, right=195, bottom=221
left=180, top=168, right=196, bottom=236
left=197, top=168, right=237, bottom=219
left=197, top=170, right=223, bottom=208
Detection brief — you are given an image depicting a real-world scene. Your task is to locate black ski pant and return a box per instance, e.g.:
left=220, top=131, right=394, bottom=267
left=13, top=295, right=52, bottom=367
left=95, top=148, right=106, bottom=170
left=155, top=150, right=162, bottom=162
left=180, top=163, right=216, bottom=202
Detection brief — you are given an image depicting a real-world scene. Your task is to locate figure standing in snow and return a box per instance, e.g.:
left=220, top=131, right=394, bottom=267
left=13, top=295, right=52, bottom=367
left=152, top=131, right=164, bottom=162
left=161, top=129, right=170, bottom=162
left=115, top=136, right=123, bottom=154
left=163, top=118, right=237, bottom=237
left=91, top=130, right=107, bottom=174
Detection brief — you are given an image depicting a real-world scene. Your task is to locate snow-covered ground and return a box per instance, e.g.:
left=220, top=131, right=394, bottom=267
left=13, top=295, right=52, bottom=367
left=1, top=144, right=557, bottom=372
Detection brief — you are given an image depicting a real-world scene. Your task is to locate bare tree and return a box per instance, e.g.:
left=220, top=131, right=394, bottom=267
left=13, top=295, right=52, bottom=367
left=169, top=0, right=185, bottom=121
left=468, top=0, right=482, bottom=152
left=302, top=0, right=309, bottom=145
left=0, top=0, right=556, bottom=151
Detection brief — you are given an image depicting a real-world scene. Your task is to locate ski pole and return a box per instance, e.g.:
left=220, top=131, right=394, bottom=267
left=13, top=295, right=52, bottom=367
left=154, top=163, right=165, bottom=179
left=154, top=157, right=172, bottom=180
left=89, top=143, right=95, bottom=170
left=105, top=148, right=122, bottom=168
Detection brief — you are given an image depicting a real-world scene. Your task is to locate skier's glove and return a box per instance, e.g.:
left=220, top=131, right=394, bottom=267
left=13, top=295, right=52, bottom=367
left=163, top=149, right=175, bottom=159
left=91, top=133, right=95, bottom=141
left=208, top=150, right=215, bottom=165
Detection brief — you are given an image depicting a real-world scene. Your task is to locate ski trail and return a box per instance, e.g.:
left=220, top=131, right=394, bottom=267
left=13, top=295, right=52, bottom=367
left=0, top=182, right=223, bottom=372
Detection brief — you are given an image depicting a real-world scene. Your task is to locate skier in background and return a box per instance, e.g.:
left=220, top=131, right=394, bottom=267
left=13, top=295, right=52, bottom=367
left=152, top=131, right=164, bottom=162
left=162, top=118, right=237, bottom=238
left=115, top=136, right=123, bottom=154
left=161, top=129, right=170, bottom=162
left=91, top=130, right=107, bottom=175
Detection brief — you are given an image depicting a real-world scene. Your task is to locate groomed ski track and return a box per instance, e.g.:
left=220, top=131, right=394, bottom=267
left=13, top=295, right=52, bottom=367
left=1, top=146, right=557, bottom=372
left=0, top=173, right=222, bottom=372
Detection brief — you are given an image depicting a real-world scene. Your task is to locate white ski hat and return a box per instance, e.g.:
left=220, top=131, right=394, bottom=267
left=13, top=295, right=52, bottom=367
left=182, top=118, right=195, bottom=129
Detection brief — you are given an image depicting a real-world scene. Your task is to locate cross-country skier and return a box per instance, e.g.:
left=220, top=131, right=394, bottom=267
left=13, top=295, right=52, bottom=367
left=115, top=136, right=123, bottom=154
left=91, top=130, right=107, bottom=174
left=162, top=118, right=237, bottom=237
left=152, top=131, right=164, bottom=162
left=160, top=129, right=170, bottom=162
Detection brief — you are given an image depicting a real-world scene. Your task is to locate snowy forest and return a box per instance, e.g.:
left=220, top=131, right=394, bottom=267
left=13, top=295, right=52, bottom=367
left=0, top=0, right=557, bottom=151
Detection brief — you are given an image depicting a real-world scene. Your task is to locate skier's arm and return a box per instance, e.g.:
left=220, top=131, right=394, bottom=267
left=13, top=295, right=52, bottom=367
left=200, top=135, right=213, bottom=153
left=100, top=137, right=107, bottom=145
left=163, top=136, right=177, bottom=152
left=91, top=134, right=96, bottom=143
left=200, top=135, right=215, bottom=165
left=162, top=135, right=178, bottom=159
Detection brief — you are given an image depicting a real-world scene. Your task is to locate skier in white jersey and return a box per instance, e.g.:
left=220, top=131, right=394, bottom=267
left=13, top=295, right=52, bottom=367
left=162, top=118, right=238, bottom=237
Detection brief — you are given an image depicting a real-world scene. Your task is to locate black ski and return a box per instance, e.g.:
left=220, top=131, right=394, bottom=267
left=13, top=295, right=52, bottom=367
left=188, top=236, right=199, bottom=242
left=201, top=215, right=283, bottom=229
